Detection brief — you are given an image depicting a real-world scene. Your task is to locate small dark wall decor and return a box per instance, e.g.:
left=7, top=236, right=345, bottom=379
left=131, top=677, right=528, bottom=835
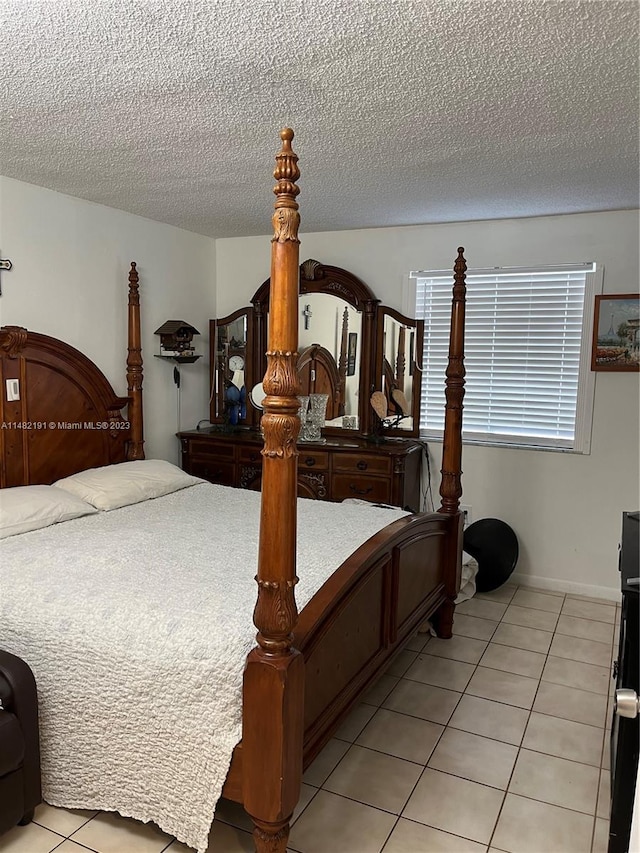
left=347, top=332, right=357, bottom=376
left=592, top=294, right=640, bottom=372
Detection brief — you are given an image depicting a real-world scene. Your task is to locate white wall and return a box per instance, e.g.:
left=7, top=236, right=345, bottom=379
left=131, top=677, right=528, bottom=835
left=3, top=185, right=637, bottom=597
left=0, top=177, right=216, bottom=463
left=216, top=210, right=640, bottom=598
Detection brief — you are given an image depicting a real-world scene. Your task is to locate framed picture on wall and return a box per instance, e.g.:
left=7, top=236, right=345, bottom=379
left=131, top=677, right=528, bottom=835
left=591, top=294, right=640, bottom=372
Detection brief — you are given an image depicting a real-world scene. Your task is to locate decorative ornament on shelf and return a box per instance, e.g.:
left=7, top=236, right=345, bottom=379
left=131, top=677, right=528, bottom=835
left=153, top=321, right=202, bottom=364
left=370, top=391, right=387, bottom=421
left=369, top=387, right=411, bottom=436
left=391, top=388, right=410, bottom=417
left=249, top=382, right=266, bottom=410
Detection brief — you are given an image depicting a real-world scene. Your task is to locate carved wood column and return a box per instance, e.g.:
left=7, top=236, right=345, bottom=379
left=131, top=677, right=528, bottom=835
left=243, top=128, right=305, bottom=853
left=126, top=261, right=145, bottom=460
left=439, top=247, right=467, bottom=516
left=396, top=325, right=406, bottom=390
left=337, top=307, right=349, bottom=416
left=361, top=298, right=379, bottom=435
left=435, top=247, right=467, bottom=639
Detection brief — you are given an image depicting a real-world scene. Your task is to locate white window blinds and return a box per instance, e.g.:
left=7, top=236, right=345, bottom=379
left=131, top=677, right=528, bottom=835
left=413, top=264, right=597, bottom=451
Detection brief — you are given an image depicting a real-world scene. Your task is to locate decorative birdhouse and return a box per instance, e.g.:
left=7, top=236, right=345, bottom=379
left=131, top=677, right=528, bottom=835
left=154, top=321, right=201, bottom=361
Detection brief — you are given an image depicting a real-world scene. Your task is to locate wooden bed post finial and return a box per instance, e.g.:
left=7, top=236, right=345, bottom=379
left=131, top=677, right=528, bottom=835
left=243, top=129, right=304, bottom=853
left=271, top=127, right=301, bottom=245
left=126, top=261, right=145, bottom=461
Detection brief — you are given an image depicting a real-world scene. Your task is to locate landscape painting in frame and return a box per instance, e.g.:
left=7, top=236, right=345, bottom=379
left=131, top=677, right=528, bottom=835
left=592, top=294, right=640, bottom=372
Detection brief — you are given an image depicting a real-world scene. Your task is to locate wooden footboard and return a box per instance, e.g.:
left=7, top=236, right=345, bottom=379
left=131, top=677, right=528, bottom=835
left=223, top=508, right=462, bottom=799
left=296, top=509, right=461, bottom=763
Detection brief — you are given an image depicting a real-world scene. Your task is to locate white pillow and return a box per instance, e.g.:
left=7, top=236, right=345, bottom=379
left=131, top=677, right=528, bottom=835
left=53, top=459, right=203, bottom=511
left=0, top=485, right=98, bottom=540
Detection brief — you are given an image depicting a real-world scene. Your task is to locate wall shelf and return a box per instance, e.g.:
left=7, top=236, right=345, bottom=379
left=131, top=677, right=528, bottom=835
left=154, top=354, right=202, bottom=364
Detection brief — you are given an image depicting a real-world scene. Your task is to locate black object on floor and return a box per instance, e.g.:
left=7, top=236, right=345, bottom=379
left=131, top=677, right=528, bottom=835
left=0, top=649, right=42, bottom=836
left=608, top=511, right=639, bottom=853
left=463, top=518, right=519, bottom=593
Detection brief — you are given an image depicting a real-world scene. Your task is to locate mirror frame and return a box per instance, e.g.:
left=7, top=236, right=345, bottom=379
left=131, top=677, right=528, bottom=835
left=251, top=259, right=380, bottom=437
left=209, top=308, right=256, bottom=428
left=211, top=260, right=425, bottom=441
left=376, top=307, right=424, bottom=438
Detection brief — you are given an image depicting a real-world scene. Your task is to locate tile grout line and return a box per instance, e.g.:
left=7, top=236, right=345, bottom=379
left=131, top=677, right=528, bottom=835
left=318, top=596, right=509, bottom=853
left=49, top=833, right=100, bottom=853
left=377, top=621, right=491, bottom=850
left=589, top=604, right=618, bottom=851
left=385, top=586, right=516, bottom=851
left=325, top=660, right=455, bottom=853
left=485, top=589, right=563, bottom=850
left=424, top=587, right=616, bottom=851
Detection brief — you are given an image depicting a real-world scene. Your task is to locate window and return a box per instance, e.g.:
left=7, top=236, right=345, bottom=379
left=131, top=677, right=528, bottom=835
left=412, top=263, right=599, bottom=452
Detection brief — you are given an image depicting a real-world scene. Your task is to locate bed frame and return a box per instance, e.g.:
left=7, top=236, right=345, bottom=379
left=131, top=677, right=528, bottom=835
left=0, top=129, right=467, bottom=853
left=0, top=263, right=144, bottom=487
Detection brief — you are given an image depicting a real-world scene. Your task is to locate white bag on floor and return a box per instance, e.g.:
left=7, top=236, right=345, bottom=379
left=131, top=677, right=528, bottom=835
left=417, top=553, right=479, bottom=635
left=455, top=552, right=478, bottom=604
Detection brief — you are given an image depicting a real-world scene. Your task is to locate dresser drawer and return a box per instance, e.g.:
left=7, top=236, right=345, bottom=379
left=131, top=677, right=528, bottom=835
left=238, top=446, right=263, bottom=465
left=189, top=458, right=235, bottom=487
left=186, top=439, right=235, bottom=462
left=176, top=429, right=420, bottom=512
left=298, top=450, right=330, bottom=471
left=332, top=474, right=391, bottom=504
left=333, top=453, right=390, bottom=476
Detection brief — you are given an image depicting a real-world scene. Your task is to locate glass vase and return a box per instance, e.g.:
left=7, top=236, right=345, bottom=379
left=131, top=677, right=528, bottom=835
left=300, top=393, right=328, bottom=443
left=297, top=396, right=310, bottom=441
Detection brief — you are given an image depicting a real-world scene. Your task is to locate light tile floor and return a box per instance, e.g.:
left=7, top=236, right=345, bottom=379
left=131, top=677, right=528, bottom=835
left=0, top=585, right=620, bottom=853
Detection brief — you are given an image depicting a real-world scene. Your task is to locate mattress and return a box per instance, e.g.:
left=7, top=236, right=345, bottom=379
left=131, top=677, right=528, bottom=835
left=0, top=482, right=406, bottom=851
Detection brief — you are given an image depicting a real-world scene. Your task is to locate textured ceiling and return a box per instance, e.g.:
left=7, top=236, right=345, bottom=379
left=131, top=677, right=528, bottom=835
left=1, top=0, right=638, bottom=238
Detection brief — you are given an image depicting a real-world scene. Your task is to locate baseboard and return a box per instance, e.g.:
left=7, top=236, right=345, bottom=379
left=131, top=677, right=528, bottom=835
left=511, top=571, right=619, bottom=603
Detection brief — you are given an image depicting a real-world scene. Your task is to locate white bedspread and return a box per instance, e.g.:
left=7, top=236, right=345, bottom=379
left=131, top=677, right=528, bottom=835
left=0, top=483, right=406, bottom=852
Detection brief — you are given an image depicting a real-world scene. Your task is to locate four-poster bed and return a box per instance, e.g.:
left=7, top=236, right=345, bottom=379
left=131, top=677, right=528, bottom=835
left=0, top=129, right=467, bottom=853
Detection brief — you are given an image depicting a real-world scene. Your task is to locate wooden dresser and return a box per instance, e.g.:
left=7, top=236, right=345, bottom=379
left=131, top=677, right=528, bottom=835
left=178, top=428, right=424, bottom=512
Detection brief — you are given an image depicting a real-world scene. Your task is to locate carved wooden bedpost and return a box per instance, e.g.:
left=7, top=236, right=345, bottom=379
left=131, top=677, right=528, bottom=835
left=243, top=129, right=304, bottom=853
left=435, top=247, right=467, bottom=638
left=126, top=261, right=145, bottom=461
left=396, top=325, right=406, bottom=390
left=337, top=307, right=349, bottom=416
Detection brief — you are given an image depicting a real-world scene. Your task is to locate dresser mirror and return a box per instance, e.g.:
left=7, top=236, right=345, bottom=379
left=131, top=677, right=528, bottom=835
left=376, top=307, right=424, bottom=437
left=210, top=259, right=423, bottom=439
left=297, top=293, right=362, bottom=423
left=210, top=308, right=255, bottom=427
left=251, top=259, right=379, bottom=436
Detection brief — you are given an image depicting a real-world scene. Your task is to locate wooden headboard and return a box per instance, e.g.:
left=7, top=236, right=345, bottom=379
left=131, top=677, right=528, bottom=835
left=297, top=344, right=342, bottom=419
left=0, top=262, right=144, bottom=487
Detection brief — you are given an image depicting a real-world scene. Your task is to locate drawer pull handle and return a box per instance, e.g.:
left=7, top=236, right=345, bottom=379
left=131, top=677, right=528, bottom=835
left=350, top=484, right=373, bottom=496
left=250, top=453, right=259, bottom=462
left=356, top=461, right=368, bottom=471
left=304, top=457, right=316, bottom=467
